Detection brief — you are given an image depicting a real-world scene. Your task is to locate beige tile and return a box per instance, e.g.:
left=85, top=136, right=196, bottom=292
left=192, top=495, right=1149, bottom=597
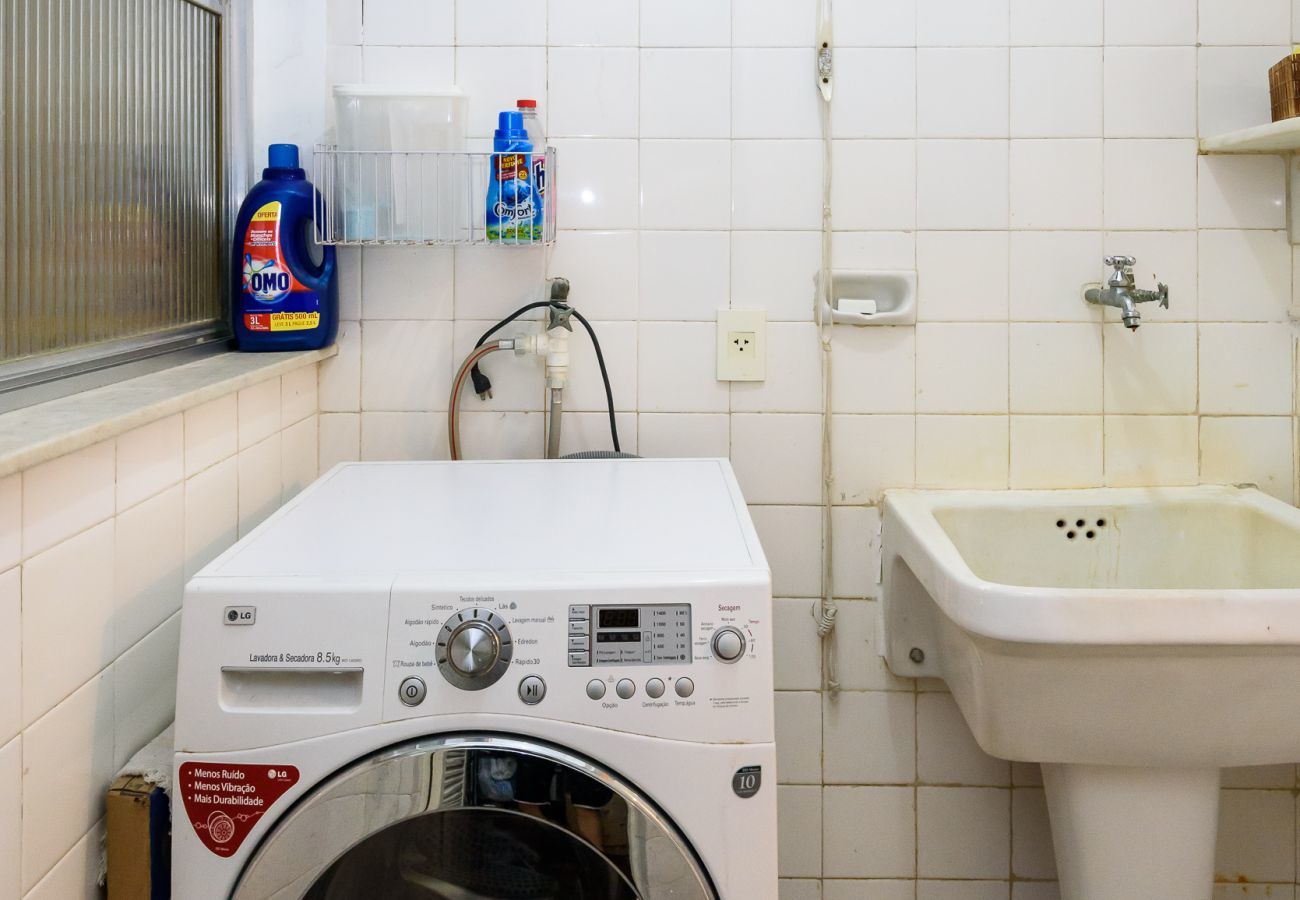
left=732, top=323, right=822, bottom=413
left=1103, top=415, right=1198, bottom=486
left=237, top=378, right=282, bottom=449
left=281, top=414, right=320, bottom=502
left=237, top=435, right=283, bottom=537
left=0, top=570, right=17, bottom=744
left=21, top=670, right=114, bottom=892
left=23, top=820, right=104, bottom=900
left=1102, top=322, right=1196, bottom=415
left=21, top=440, right=115, bottom=559
left=457, top=411, right=547, bottom=460
left=360, top=411, right=447, bottom=461
left=774, top=599, right=824, bottom=691
left=1198, top=323, right=1293, bottom=415
left=319, top=413, right=362, bottom=472
left=557, top=412, right=637, bottom=457
left=1200, top=416, right=1294, bottom=501
left=564, top=321, right=638, bottom=413
left=823, top=880, right=914, bottom=900
left=1009, top=323, right=1103, bottom=414
left=1199, top=230, right=1291, bottom=322
left=823, top=691, right=916, bottom=785
left=319, top=321, right=362, bottom=412
left=778, top=784, right=823, bottom=878
left=731, top=414, right=823, bottom=504
left=823, top=786, right=916, bottom=878
left=1012, top=762, right=1044, bottom=787
left=1009, top=231, right=1105, bottom=322
left=281, top=364, right=319, bottom=425
left=360, top=321, right=455, bottom=412
left=917, top=231, right=1009, bottom=322
left=917, top=786, right=1011, bottom=879
left=113, top=484, right=184, bottom=655
left=1215, top=789, right=1296, bottom=884
left=113, top=613, right=180, bottom=770
left=916, top=416, right=1009, bottom=489
left=1221, top=764, right=1296, bottom=789
left=776, top=691, right=822, bottom=784
left=1012, top=884, right=1061, bottom=900
left=637, top=322, right=730, bottom=413
left=184, top=457, right=238, bottom=579
left=1009, top=415, right=1104, bottom=489
left=832, top=600, right=912, bottom=692
left=832, top=415, right=917, bottom=502
left=183, top=394, right=237, bottom=477
left=362, top=246, right=454, bottom=320
left=831, top=327, right=916, bottom=415
left=916, top=323, right=1009, bottom=414
left=917, top=692, right=1009, bottom=787
left=831, top=505, right=879, bottom=600
left=0, top=474, right=18, bottom=572
left=115, top=414, right=183, bottom=512
left=1012, top=787, right=1057, bottom=879
left=751, top=507, right=822, bottom=598
left=918, top=881, right=1010, bottom=900
left=22, top=522, right=114, bottom=726
left=0, top=735, right=18, bottom=899
left=1211, top=885, right=1295, bottom=900
left=779, top=879, right=824, bottom=900
left=637, top=413, right=730, bottom=458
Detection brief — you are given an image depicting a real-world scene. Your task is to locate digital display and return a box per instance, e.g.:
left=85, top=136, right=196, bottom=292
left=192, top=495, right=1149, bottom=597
left=597, top=632, right=642, bottom=643
left=599, top=608, right=640, bottom=629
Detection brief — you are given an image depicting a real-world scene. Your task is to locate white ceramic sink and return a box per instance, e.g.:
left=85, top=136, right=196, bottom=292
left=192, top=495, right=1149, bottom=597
left=881, top=485, right=1300, bottom=900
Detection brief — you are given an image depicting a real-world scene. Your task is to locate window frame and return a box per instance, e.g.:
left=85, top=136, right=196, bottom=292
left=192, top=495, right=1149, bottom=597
left=0, top=0, right=252, bottom=404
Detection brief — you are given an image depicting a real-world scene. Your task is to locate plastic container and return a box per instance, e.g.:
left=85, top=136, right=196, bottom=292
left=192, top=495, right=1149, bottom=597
left=331, top=85, right=468, bottom=240
left=232, top=144, right=338, bottom=351
left=486, top=112, right=541, bottom=244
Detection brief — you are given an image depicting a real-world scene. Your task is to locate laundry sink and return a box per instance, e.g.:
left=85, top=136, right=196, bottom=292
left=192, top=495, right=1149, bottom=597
left=880, top=485, right=1300, bottom=900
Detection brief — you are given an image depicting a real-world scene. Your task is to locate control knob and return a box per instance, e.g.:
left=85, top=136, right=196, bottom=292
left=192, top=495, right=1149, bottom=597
left=711, top=626, right=747, bottom=663
left=437, top=609, right=512, bottom=690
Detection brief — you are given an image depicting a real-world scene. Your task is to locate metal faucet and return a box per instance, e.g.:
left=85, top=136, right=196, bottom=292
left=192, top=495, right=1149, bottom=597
left=1083, top=256, right=1169, bottom=330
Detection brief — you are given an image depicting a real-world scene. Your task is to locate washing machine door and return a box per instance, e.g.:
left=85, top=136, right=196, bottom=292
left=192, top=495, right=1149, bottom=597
left=231, top=734, right=718, bottom=900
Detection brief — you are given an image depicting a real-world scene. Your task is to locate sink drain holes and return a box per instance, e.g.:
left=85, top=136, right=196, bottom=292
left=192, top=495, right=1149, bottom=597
left=1066, top=531, right=1076, bottom=539
left=1055, top=515, right=1109, bottom=539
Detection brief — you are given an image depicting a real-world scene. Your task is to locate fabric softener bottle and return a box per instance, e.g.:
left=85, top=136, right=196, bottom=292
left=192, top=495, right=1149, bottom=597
left=485, top=112, right=540, bottom=243
left=232, top=143, right=338, bottom=350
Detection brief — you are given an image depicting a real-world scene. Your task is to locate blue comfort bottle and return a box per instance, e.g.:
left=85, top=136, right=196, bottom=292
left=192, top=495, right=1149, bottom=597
left=486, top=111, right=540, bottom=244
left=231, top=143, right=339, bottom=350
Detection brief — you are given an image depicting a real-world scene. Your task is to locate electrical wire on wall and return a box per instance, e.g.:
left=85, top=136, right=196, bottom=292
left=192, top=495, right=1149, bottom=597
left=814, top=0, right=840, bottom=696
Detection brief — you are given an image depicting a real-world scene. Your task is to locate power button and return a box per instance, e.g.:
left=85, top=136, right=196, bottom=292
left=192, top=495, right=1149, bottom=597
left=398, top=676, right=427, bottom=706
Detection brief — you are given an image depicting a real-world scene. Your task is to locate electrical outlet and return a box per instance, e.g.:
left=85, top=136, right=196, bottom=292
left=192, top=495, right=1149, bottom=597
left=717, top=309, right=766, bottom=381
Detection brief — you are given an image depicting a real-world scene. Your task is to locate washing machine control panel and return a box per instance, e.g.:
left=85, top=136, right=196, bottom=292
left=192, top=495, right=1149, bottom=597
left=384, top=581, right=773, bottom=743
left=566, top=603, right=693, bottom=668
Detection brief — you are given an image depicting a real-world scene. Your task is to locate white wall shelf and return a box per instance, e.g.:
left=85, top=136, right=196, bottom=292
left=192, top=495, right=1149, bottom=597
left=1199, top=119, right=1300, bottom=246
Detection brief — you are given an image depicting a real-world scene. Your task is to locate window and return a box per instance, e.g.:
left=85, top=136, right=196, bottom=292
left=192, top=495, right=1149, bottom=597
left=0, top=0, right=245, bottom=394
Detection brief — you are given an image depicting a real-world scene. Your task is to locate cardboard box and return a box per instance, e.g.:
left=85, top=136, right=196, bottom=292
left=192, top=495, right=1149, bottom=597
left=106, top=775, right=170, bottom=900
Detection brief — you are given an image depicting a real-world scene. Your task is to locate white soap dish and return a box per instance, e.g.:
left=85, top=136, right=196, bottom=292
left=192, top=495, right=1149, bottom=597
left=816, top=270, right=916, bottom=325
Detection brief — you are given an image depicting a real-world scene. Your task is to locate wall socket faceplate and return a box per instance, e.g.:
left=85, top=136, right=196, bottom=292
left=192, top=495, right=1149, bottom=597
left=717, top=309, right=766, bottom=382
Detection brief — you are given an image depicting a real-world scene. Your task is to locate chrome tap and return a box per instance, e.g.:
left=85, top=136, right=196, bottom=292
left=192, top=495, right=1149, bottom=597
left=1083, top=255, right=1169, bottom=330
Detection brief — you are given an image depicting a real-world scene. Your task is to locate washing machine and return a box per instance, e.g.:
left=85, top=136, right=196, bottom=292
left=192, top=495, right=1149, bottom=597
left=173, top=458, right=776, bottom=899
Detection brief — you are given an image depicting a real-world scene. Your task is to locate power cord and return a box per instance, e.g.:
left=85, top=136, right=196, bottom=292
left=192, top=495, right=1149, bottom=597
left=469, top=290, right=621, bottom=454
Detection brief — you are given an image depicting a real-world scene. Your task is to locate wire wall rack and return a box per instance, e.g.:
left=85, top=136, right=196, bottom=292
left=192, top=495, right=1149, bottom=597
left=311, top=145, right=557, bottom=247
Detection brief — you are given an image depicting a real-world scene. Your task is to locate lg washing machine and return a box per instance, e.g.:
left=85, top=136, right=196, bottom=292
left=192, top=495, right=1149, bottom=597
left=173, top=459, right=777, bottom=899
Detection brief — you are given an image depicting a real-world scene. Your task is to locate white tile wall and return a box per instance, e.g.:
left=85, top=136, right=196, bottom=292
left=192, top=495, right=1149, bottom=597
left=308, top=1, right=1300, bottom=895
left=0, top=365, right=320, bottom=898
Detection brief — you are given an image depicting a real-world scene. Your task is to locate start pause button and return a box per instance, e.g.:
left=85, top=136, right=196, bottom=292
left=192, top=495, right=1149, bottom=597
left=518, top=675, right=547, bottom=705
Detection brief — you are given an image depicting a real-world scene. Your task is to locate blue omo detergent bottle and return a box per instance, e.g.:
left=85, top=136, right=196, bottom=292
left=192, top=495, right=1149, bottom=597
left=232, top=144, right=338, bottom=350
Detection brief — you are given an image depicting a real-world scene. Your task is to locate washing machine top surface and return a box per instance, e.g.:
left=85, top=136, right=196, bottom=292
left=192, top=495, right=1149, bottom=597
left=201, top=458, right=764, bottom=580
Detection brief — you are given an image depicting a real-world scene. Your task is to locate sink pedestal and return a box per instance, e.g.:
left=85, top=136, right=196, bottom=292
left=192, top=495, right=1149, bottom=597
left=1042, top=764, right=1220, bottom=900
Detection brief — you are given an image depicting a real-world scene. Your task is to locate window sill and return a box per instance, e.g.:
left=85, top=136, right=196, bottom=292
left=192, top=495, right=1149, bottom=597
left=0, top=346, right=335, bottom=479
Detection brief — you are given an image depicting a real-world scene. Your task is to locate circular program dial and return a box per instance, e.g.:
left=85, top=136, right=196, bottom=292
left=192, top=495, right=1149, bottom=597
left=437, top=608, right=512, bottom=690
left=711, top=626, right=747, bottom=663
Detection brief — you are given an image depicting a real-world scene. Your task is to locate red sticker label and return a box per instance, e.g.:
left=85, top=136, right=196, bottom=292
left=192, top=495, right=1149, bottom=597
left=179, top=762, right=300, bottom=857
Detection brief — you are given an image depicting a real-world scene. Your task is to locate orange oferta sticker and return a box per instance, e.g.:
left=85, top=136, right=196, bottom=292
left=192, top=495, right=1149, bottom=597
left=179, top=762, right=300, bottom=857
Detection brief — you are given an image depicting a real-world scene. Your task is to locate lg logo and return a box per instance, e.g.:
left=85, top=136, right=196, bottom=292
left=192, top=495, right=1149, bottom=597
left=224, top=606, right=256, bottom=626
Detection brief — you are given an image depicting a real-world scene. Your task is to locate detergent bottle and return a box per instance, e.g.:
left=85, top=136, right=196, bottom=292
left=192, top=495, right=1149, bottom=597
left=232, top=144, right=338, bottom=350
left=485, top=112, right=541, bottom=243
